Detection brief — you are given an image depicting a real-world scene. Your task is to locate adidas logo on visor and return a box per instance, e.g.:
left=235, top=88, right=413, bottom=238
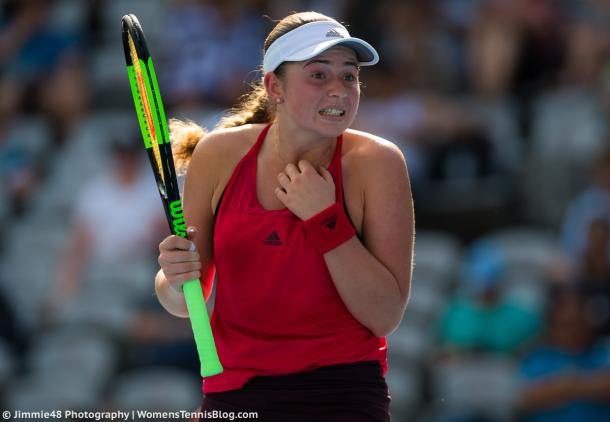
left=325, top=28, right=345, bottom=38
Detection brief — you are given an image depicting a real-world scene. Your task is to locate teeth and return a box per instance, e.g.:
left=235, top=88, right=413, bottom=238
left=319, top=108, right=345, bottom=116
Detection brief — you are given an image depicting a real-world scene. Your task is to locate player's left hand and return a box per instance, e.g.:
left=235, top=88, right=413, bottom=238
left=275, top=160, right=335, bottom=220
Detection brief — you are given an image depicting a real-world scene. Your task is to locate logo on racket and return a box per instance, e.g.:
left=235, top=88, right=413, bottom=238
left=169, top=200, right=187, bottom=237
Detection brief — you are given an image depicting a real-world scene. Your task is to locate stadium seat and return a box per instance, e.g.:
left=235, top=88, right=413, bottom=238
left=108, top=367, right=200, bottom=411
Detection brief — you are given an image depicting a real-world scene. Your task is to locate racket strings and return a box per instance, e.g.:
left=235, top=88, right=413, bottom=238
left=128, top=33, right=165, bottom=183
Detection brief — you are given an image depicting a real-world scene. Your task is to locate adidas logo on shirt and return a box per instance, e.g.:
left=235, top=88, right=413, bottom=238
left=262, top=231, right=283, bottom=246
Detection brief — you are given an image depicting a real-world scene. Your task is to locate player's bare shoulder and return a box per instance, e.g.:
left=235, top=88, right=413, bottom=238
left=188, top=124, right=265, bottom=212
left=189, top=124, right=264, bottom=180
left=343, top=129, right=407, bottom=173
left=192, top=124, right=262, bottom=162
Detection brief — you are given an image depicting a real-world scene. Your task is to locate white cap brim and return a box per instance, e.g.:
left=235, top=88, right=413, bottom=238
left=283, top=37, right=378, bottom=66
left=263, top=20, right=379, bottom=73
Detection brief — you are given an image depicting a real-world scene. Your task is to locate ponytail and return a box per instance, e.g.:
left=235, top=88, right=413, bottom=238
left=170, top=118, right=207, bottom=174
left=217, top=84, right=273, bottom=128
left=171, top=83, right=274, bottom=174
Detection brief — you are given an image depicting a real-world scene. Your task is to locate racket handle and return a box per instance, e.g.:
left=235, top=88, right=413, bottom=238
left=182, top=279, right=223, bottom=377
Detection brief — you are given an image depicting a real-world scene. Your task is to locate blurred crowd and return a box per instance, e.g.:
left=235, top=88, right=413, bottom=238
left=0, top=0, right=610, bottom=420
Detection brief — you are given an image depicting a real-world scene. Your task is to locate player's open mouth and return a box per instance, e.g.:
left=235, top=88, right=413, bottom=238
left=319, top=108, right=345, bottom=117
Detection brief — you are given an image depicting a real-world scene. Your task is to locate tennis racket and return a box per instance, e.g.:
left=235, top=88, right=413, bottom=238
left=121, top=14, right=222, bottom=377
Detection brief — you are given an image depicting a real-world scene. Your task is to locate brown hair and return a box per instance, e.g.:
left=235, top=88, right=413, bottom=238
left=172, top=11, right=334, bottom=173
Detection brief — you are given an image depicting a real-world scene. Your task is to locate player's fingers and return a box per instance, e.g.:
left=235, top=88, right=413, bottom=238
left=166, top=271, right=201, bottom=291
left=277, top=172, right=291, bottom=189
left=285, top=163, right=300, bottom=180
left=319, top=166, right=334, bottom=184
left=161, top=260, right=202, bottom=276
left=159, top=235, right=195, bottom=252
left=297, top=160, right=315, bottom=173
left=158, top=250, right=200, bottom=266
left=275, top=187, right=288, bottom=204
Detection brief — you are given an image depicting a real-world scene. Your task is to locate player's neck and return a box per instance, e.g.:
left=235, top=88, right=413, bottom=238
left=267, top=122, right=335, bottom=168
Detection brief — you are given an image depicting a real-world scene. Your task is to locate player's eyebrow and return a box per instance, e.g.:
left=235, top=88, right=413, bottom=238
left=303, top=59, right=359, bottom=68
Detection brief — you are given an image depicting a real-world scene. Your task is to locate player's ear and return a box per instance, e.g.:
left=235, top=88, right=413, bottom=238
left=263, top=71, right=284, bottom=102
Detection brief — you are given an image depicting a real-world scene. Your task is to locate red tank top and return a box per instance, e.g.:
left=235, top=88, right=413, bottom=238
left=203, top=124, right=387, bottom=393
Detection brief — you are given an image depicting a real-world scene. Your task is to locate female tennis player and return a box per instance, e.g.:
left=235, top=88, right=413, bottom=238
left=156, top=11, right=414, bottom=421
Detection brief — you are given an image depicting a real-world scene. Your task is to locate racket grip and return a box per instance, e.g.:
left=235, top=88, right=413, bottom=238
left=182, top=279, right=223, bottom=377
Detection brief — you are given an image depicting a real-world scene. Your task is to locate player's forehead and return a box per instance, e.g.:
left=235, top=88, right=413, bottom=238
left=304, top=46, right=359, bottom=66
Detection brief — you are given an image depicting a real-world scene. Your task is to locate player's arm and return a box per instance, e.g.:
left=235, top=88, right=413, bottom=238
left=323, top=136, right=414, bottom=337
left=155, top=131, right=224, bottom=317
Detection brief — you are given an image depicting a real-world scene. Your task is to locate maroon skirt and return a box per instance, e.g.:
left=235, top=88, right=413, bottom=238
left=197, top=361, right=390, bottom=422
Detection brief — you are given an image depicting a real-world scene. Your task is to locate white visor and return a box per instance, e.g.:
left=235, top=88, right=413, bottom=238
left=262, top=20, right=379, bottom=73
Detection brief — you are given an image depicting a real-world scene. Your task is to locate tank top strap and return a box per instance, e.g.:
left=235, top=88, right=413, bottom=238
left=216, top=123, right=273, bottom=216
left=248, top=123, right=273, bottom=160
left=328, top=134, right=344, bottom=203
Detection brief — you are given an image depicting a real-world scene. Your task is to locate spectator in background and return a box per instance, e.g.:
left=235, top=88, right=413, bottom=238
left=579, top=218, right=610, bottom=338
left=438, top=240, right=542, bottom=355
left=44, top=137, right=195, bottom=369
left=353, top=64, right=497, bottom=187
left=351, top=1, right=519, bottom=229
left=558, top=147, right=610, bottom=281
left=0, top=0, right=88, bottom=144
left=515, top=0, right=610, bottom=227
left=0, top=0, right=89, bottom=215
left=161, top=0, right=267, bottom=109
left=560, top=1, right=610, bottom=89
left=469, top=0, right=567, bottom=137
left=374, top=0, right=461, bottom=93
left=0, top=284, right=26, bottom=354
left=517, top=285, right=610, bottom=421
left=581, top=218, right=610, bottom=284
left=0, top=123, right=40, bottom=216
left=49, top=137, right=164, bottom=308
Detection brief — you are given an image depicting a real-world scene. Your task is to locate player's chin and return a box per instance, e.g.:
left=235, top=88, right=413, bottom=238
left=315, top=114, right=354, bottom=135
